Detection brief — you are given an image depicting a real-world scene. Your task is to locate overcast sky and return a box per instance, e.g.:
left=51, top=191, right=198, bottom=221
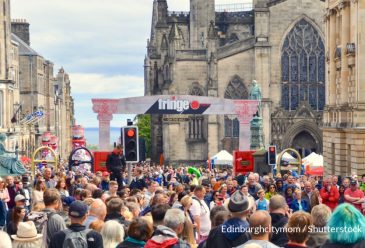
left=11, top=0, right=249, bottom=127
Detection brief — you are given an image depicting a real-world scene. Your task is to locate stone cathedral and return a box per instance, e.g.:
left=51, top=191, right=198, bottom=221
left=145, top=0, right=325, bottom=165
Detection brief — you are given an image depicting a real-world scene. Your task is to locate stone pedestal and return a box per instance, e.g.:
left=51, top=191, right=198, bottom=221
left=250, top=116, right=264, bottom=150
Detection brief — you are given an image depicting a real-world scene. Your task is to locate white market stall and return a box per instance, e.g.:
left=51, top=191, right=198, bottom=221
left=211, top=150, right=233, bottom=167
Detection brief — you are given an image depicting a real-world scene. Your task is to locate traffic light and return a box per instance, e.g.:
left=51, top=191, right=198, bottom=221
left=268, top=145, right=277, bottom=166
left=122, top=126, right=139, bottom=162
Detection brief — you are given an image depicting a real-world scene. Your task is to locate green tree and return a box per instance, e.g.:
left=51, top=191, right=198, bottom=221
left=134, top=114, right=151, bottom=158
left=86, top=144, right=99, bottom=151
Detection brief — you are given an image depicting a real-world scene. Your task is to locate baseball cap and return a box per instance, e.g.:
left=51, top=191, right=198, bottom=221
left=69, top=200, right=88, bottom=218
left=15, top=194, right=26, bottom=202
left=350, top=180, right=357, bottom=185
left=62, top=196, right=75, bottom=206
left=102, top=171, right=110, bottom=177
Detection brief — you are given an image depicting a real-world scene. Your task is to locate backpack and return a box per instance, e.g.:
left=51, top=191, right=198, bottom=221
left=62, top=229, right=90, bottom=248
left=28, top=211, right=56, bottom=248
left=27, top=211, right=55, bottom=233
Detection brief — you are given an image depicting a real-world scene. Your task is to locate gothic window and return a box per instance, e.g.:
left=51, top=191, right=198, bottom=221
left=188, top=84, right=204, bottom=140
left=281, top=19, right=325, bottom=111
left=224, top=76, right=248, bottom=137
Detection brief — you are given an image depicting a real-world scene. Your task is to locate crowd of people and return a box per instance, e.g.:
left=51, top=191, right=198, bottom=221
left=0, top=147, right=364, bottom=247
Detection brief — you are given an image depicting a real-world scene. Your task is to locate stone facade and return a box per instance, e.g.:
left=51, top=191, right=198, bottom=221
left=146, top=0, right=326, bottom=165
left=0, top=0, right=22, bottom=150
left=0, top=1, right=75, bottom=160
left=13, top=25, right=75, bottom=159
left=323, top=0, right=365, bottom=175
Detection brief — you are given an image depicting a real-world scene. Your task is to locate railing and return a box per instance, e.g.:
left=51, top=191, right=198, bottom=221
left=216, top=3, right=253, bottom=12
left=168, top=11, right=189, bottom=17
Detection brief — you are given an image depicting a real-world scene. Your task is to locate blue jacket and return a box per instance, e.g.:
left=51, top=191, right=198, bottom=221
left=100, top=180, right=109, bottom=191
left=0, top=200, right=6, bottom=226
left=291, top=199, right=310, bottom=212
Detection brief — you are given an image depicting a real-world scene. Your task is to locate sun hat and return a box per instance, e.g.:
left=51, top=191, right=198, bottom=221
left=11, top=221, right=43, bottom=241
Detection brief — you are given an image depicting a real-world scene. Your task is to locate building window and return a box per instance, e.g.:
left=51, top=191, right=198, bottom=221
left=224, top=116, right=240, bottom=137
left=281, top=18, right=325, bottom=111
left=224, top=76, right=248, bottom=137
left=188, top=84, right=204, bottom=140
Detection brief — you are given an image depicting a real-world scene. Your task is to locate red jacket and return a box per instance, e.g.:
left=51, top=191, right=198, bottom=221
left=320, top=186, right=340, bottom=210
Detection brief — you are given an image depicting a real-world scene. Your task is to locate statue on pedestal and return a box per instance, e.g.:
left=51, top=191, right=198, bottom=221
left=249, top=80, right=262, bottom=100
left=249, top=80, right=264, bottom=149
left=0, top=134, right=28, bottom=176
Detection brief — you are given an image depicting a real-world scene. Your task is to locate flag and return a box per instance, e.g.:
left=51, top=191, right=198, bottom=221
left=159, top=153, right=164, bottom=166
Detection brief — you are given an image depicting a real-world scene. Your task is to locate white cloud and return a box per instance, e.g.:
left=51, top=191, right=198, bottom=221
left=70, top=73, right=144, bottom=96
left=11, top=0, right=252, bottom=127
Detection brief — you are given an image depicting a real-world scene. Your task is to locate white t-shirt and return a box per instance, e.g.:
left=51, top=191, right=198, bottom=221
left=190, top=197, right=211, bottom=236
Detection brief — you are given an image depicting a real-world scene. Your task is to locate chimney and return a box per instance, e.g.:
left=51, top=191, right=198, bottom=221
left=11, top=19, right=30, bottom=45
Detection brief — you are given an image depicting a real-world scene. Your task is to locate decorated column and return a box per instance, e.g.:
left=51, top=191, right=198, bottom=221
left=92, top=99, right=119, bottom=151
left=233, top=100, right=259, bottom=151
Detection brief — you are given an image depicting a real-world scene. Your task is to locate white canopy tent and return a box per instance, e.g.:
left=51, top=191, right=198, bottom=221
left=303, top=152, right=323, bottom=168
left=276, top=152, right=297, bottom=163
left=211, top=150, right=233, bottom=165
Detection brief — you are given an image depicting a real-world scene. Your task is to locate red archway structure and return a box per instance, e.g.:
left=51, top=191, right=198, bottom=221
left=92, top=96, right=259, bottom=151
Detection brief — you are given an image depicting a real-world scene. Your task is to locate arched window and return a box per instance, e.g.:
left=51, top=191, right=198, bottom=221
left=224, top=76, right=248, bottom=137
left=281, top=19, right=325, bottom=111
left=188, top=84, right=204, bottom=140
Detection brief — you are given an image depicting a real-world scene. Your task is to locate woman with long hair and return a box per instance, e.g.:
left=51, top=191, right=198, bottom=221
left=55, top=178, right=69, bottom=197
left=180, top=195, right=196, bottom=246
left=100, top=220, right=125, bottom=248
left=285, top=186, right=294, bottom=207
left=265, top=183, right=277, bottom=200
left=0, top=177, right=10, bottom=204
left=209, top=190, right=224, bottom=210
left=6, top=206, right=26, bottom=235
left=32, top=180, right=45, bottom=206
left=338, top=185, right=345, bottom=204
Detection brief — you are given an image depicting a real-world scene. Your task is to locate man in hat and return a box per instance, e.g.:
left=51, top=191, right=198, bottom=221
left=205, top=190, right=252, bottom=248
left=106, top=145, right=126, bottom=190
left=49, top=200, right=103, bottom=248
left=100, top=171, right=110, bottom=191
left=344, top=179, right=364, bottom=212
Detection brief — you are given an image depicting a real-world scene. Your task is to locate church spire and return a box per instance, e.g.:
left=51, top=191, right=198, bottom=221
left=169, top=18, right=182, bottom=41
left=189, top=0, right=215, bottom=49
left=156, top=0, right=168, bottom=27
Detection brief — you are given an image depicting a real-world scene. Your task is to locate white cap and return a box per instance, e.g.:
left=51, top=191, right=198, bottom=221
left=15, top=194, right=26, bottom=202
